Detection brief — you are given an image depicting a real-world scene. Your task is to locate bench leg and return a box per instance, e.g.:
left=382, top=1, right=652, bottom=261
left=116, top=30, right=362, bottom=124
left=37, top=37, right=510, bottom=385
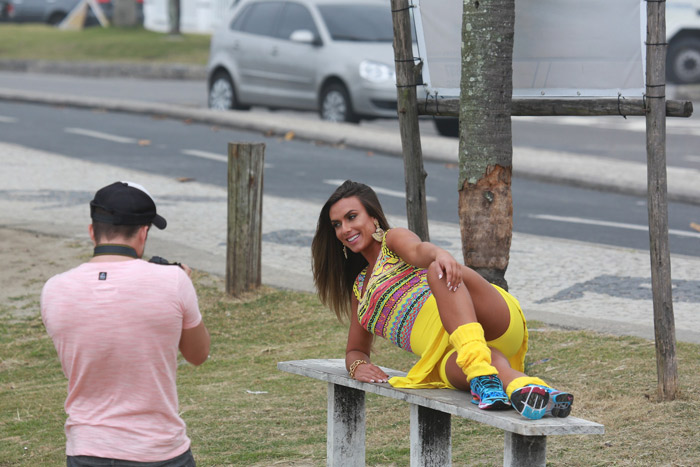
left=410, top=404, right=451, bottom=467
left=503, top=432, right=546, bottom=467
left=327, top=383, right=365, bottom=467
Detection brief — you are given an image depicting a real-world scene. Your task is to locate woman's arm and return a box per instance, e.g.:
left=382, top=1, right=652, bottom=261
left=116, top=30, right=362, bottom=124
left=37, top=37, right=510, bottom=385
left=385, top=227, right=462, bottom=292
left=345, top=297, right=389, bottom=383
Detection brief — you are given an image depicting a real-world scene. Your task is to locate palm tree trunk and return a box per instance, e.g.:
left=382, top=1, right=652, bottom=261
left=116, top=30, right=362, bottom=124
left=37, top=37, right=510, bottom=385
left=458, top=0, right=515, bottom=289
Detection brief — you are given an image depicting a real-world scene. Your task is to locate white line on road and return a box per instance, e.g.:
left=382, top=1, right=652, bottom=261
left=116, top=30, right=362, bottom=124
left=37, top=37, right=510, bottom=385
left=0, top=115, right=18, bottom=123
left=64, top=128, right=137, bottom=144
left=530, top=214, right=700, bottom=239
left=182, top=149, right=227, bottom=162
left=323, top=179, right=437, bottom=202
left=182, top=149, right=274, bottom=168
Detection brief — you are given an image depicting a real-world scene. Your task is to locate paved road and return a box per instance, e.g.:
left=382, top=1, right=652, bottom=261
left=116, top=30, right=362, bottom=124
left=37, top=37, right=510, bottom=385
left=2, top=70, right=699, bottom=163
left=2, top=70, right=700, bottom=204
left=3, top=99, right=700, bottom=257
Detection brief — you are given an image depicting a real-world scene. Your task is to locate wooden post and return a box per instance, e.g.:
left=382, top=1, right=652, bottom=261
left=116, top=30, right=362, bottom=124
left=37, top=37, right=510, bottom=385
left=391, top=0, right=429, bottom=241
left=416, top=97, right=692, bottom=118
left=226, top=142, right=265, bottom=296
left=645, top=0, right=678, bottom=401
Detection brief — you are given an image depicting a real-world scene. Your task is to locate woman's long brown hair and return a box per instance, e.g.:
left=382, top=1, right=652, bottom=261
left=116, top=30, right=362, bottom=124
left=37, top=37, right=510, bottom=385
left=311, top=180, right=390, bottom=321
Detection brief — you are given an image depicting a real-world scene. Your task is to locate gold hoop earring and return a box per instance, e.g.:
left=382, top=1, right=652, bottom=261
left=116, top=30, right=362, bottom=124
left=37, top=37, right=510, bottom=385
left=343, top=245, right=348, bottom=259
left=372, top=219, right=385, bottom=242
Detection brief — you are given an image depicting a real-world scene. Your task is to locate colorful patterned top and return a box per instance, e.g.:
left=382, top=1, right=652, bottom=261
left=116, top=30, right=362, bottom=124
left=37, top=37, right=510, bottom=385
left=352, top=232, right=431, bottom=353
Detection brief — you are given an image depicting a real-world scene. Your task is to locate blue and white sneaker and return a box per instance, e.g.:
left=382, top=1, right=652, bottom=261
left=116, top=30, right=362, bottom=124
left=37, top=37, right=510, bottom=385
left=469, top=375, right=511, bottom=410
left=510, top=385, right=574, bottom=420
left=540, top=385, right=574, bottom=418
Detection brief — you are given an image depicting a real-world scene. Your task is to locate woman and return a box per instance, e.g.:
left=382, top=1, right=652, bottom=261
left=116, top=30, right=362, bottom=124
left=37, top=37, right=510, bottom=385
left=311, top=180, right=573, bottom=420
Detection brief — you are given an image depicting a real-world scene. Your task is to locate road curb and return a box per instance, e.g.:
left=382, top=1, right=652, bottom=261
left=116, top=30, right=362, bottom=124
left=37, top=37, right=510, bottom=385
left=2, top=59, right=699, bottom=99
left=1, top=85, right=700, bottom=205
left=0, top=59, right=207, bottom=80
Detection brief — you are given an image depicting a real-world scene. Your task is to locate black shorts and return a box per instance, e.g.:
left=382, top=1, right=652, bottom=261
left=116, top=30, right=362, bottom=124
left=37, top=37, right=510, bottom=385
left=66, top=448, right=195, bottom=467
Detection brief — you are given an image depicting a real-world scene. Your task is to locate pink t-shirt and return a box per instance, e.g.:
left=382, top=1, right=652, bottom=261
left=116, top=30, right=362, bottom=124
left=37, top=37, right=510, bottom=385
left=41, top=259, right=202, bottom=462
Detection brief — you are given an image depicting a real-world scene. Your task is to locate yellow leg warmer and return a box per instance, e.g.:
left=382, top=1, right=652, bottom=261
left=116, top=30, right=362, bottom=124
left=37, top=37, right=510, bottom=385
left=505, top=376, right=550, bottom=398
left=448, top=323, right=498, bottom=382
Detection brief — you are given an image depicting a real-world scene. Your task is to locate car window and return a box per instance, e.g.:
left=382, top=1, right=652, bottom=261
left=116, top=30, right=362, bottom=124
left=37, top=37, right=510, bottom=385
left=317, top=4, right=393, bottom=42
left=232, top=1, right=284, bottom=37
left=230, top=4, right=252, bottom=30
left=276, top=2, right=318, bottom=40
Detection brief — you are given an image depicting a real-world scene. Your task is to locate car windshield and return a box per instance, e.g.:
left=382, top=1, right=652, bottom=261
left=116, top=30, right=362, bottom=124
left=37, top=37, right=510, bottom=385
left=317, top=4, right=394, bottom=42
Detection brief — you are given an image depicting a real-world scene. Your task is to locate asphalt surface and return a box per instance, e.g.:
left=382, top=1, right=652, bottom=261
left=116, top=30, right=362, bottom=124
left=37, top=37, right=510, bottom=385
left=1, top=60, right=699, bottom=345
left=1, top=61, right=699, bottom=203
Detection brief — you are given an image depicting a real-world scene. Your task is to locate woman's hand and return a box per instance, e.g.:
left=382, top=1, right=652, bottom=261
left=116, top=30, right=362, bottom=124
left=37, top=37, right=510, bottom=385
left=352, top=362, right=390, bottom=383
left=386, top=229, right=463, bottom=292
left=434, top=250, right=462, bottom=292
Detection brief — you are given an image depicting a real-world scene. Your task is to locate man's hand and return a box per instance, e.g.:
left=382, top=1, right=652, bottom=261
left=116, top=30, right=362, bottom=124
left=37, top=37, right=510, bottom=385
left=179, top=263, right=192, bottom=277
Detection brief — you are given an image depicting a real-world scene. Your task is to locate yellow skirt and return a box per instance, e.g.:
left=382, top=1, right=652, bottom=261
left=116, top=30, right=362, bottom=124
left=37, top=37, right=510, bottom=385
left=389, top=285, right=528, bottom=389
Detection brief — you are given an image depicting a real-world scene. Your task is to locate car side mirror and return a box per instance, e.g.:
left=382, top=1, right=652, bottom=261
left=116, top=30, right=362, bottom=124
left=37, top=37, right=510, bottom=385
left=290, top=29, right=322, bottom=47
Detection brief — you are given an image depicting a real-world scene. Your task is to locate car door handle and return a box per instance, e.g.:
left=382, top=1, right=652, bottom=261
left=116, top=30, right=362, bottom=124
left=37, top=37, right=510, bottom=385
left=270, top=46, right=278, bottom=56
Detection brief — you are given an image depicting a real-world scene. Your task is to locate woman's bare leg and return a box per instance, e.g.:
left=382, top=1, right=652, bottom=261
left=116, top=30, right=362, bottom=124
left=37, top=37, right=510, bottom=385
left=426, top=262, right=511, bottom=341
left=444, top=352, right=469, bottom=390
left=490, top=348, right=526, bottom=389
left=459, top=265, right=511, bottom=340
left=444, top=348, right=526, bottom=390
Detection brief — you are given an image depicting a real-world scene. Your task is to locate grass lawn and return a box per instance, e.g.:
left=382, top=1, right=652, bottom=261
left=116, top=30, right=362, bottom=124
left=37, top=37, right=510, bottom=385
left=0, top=24, right=211, bottom=64
left=2, top=266, right=700, bottom=466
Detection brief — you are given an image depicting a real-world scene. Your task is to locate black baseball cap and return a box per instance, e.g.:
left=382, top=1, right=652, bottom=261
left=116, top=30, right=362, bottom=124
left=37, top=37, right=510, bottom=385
left=90, top=181, right=167, bottom=230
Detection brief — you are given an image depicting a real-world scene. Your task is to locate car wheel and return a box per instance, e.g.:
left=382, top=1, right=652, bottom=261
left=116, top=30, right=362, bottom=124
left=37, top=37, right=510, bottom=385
left=208, top=71, right=248, bottom=110
left=667, top=37, right=700, bottom=84
left=433, top=117, right=459, bottom=137
left=47, top=11, right=67, bottom=25
left=320, top=83, right=358, bottom=123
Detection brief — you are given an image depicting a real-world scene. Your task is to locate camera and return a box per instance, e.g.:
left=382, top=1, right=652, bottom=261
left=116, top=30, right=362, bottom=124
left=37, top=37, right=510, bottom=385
left=149, top=256, right=182, bottom=267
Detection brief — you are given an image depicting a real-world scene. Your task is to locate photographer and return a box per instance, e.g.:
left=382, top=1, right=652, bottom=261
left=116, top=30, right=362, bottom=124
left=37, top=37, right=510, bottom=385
left=41, top=181, right=210, bottom=467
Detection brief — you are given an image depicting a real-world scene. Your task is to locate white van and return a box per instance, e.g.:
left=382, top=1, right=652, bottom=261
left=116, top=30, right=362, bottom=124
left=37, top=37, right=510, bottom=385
left=667, top=0, right=700, bottom=83
left=142, top=0, right=228, bottom=33
left=144, top=0, right=699, bottom=85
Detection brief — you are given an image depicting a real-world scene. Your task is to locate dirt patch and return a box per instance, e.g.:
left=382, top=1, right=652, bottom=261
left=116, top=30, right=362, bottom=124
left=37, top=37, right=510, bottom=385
left=0, top=227, right=91, bottom=319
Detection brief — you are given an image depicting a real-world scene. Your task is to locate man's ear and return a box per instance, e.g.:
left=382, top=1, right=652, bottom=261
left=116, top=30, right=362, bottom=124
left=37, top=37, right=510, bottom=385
left=139, top=225, right=149, bottom=243
left=88, top=224, right=96, bottom=246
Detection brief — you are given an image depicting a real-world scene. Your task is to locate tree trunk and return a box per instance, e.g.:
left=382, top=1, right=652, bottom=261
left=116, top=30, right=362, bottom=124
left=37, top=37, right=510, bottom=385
left=458, top=0, right=515, bottom=290
left=112, top=0, right=138, bottom=27
left=168, top=0, right=181, bottom=35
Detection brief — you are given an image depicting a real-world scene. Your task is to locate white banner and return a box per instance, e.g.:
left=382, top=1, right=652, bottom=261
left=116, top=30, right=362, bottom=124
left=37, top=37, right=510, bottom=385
left=413, top=0, right=646, bottom=98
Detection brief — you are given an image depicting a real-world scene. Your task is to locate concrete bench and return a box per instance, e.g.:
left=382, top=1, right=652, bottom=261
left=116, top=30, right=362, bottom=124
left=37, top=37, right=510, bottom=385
left=278, top=358, right=604, bottom=467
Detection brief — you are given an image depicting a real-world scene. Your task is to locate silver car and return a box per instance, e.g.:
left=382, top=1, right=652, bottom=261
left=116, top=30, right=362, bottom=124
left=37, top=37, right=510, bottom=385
left=206, top=0, right=399, bottom=123
left=1, top=0, right=141, bottom=25
left=3, top=0, right=82, bottom=24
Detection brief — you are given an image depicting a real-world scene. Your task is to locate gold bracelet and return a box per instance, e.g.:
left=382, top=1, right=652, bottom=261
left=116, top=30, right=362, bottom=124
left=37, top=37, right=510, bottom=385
left=348, top=359, right=368, bottom=379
